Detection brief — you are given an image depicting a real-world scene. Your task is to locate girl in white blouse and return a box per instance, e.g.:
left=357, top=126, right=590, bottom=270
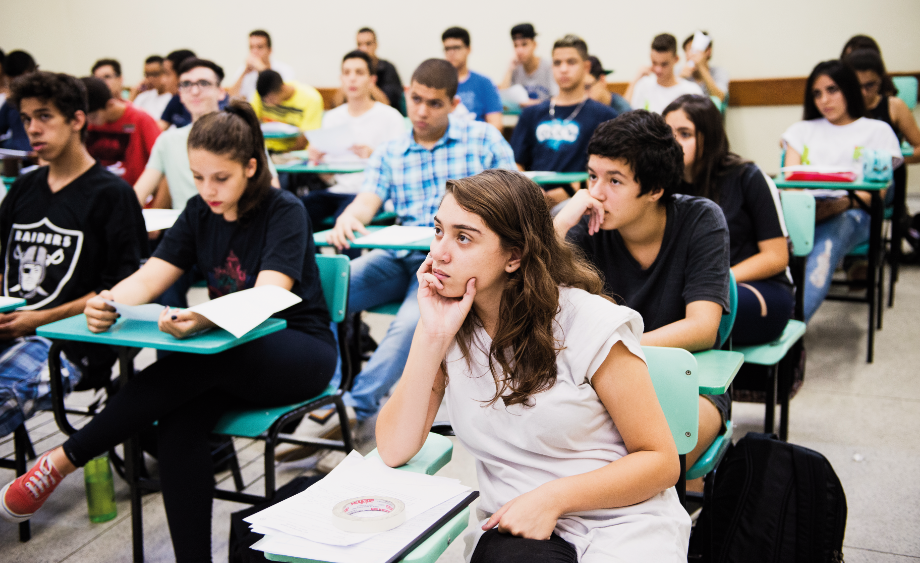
left=376, top=169, right=690, bottom=562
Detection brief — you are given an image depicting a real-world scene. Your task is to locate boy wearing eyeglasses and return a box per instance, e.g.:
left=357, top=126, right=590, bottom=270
left=130, top=56, right=172, bottom=120
left=510, top=35, right=617, bottom=207
left=252, top=69, right=323, bottom=152
left=441, top=27, right=503, bottom=130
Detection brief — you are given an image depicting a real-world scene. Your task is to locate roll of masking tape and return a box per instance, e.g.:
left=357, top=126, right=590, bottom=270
left=331, top=496, right=406, bottom=533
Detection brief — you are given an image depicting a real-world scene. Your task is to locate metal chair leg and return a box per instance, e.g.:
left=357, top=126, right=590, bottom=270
left=764, top=364, right=778, bottom=434
left=13, top=424, right=31, bottom=542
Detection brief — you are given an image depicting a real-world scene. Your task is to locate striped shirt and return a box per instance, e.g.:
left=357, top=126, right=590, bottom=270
left=361, top=117, right=516, bottom=227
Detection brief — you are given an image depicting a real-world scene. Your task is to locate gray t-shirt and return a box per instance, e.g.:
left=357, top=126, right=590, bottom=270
left=511, top=57, right=558, bottom=102
left=567, top=194, right=730, bottom=332
left=681, top=64, right=729, bottom=98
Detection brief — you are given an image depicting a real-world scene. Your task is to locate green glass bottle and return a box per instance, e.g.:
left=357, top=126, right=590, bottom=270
left=84, top=454, right=117, bottom=523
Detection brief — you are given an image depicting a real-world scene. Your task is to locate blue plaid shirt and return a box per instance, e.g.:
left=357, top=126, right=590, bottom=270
left=360, top=116, right=516, bottom=227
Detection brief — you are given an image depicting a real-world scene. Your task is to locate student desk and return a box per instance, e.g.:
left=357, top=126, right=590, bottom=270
left=1, top=176, right=15, bottom=188
left=274, top=161, right=366, bottom=175
left=527, top=171, right=589, bottom=185
left=773, top=177, right=888, bottom=362
left=693, top=350, right=744, bottom=394
left=37, top=314, right=287, bottom=563
left=0, top=297, right=26, bottom=313
left=314, top=226, right=433, bottom=252
left=262, top=131, right=304, bottom=140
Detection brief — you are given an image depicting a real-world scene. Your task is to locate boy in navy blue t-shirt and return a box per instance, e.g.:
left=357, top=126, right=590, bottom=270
left=511, top=35, right=618, bottom=207
left=442, top=27, right=503, bottom=131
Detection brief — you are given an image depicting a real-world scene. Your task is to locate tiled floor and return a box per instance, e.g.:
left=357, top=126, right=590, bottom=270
left=4, top=251, right=920, bottom=561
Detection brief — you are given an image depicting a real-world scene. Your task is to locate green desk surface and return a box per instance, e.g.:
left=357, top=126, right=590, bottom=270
left=262, top=130, right=303, bottom=140
left=693, top=350, right=744, bottom=395
left=0, top=297, right=26, bottom=313
left=274, top=161, right=365, bottom=174
left=527, top=171, right=589, bottom=185
left=37, top=314, right=286, bottom=354
left=772, top=177, right=889, bottom=191
left=314, top=226, right=433, bottom=251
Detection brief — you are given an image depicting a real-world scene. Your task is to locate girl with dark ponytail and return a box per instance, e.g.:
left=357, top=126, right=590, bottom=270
left=2, top=100, right=337, bottom=562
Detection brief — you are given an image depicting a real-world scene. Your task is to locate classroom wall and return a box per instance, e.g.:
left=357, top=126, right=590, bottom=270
left=3, top=0, right=919, bottom=189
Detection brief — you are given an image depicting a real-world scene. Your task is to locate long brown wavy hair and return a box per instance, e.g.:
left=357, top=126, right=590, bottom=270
left=443, top=169, right=611, bottom=408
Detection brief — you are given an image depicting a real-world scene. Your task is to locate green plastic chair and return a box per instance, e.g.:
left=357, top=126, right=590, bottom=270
left=733, top=191, right=813, bottom=441
left=716, top=271, right=738, bottom=350
left=893, top=76, right=918, bottom=111
left=710, top=93, right=728, bottom=115
left=211, top=254, right=357, bottom=503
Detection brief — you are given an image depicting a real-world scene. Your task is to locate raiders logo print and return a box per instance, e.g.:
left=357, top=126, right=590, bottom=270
left=4, top=218, right=84, bottom=310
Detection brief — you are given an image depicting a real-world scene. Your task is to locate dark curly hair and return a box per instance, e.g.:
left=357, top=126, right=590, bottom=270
left=587, top=110, right=684, bottom=205
left=442, top=169, right=611, bottom=408
left=10, top=71, right=88, bottom=140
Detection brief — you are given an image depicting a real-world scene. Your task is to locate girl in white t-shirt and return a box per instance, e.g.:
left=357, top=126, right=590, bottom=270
left=781, top=60, right=902, bottom=321
left=376, top=169, right=690, bottom=562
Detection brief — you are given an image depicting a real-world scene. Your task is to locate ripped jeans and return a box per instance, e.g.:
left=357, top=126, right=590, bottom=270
left=803, top=208, right=870, bottom=322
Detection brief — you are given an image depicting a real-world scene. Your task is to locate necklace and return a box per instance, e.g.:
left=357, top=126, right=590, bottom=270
left=549, top=96, right=588, bottom=123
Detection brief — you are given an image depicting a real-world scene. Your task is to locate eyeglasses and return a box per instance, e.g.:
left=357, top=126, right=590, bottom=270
left=860, top=80, right=881, bottom=93
left=443, top=45, right=465, bottom=52
left=178, top=80, right=216, bottom=92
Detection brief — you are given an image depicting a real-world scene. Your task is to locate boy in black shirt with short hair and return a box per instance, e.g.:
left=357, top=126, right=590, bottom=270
left=554, top=110, right=730, bottom=481
left=0, top=71, right=147, bottom=438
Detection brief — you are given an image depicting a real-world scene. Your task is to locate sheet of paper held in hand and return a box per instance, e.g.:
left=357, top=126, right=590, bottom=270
left=103, top=285, right=301, bottom=338
left=244, top=451, right=470, bottom=548
left=500, top=84, right=530, bottom=105
left=261, top=122, right=301, bottom=135
left=306, top=124, right=356, bottom=158
left=355, top=226, right=434, bottom=247
left=142, top=209, right=182, bottom=232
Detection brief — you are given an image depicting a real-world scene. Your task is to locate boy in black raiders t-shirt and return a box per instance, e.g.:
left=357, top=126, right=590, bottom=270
left=0, top=72, right=147, bottom=438
left=553, top=110, right=731, bottom=487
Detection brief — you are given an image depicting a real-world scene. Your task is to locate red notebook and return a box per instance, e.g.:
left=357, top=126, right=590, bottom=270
left=784, top=171, right=857, bottom=183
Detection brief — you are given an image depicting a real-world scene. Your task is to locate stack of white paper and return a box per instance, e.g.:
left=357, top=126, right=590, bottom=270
left=306, top=124, right=357, bottom=159
left=355, top=226, right=434, bottom=247
left=261, top=122, right=301, bottom=135
left=142, top=209, right=182, bottom=232
left=247, top=451, right=472, bottom=563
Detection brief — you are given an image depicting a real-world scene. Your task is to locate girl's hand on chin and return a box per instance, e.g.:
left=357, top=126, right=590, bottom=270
left=416, top=255, right=476, bottom=341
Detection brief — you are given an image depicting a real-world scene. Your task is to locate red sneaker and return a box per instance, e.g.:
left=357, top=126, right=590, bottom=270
left=1, top=451, right=64, bottom=523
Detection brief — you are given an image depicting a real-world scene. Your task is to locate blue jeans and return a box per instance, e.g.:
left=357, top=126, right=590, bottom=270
left=804, top=208, right=870, bottom=322
left=345, top=249, right=426, bottom=421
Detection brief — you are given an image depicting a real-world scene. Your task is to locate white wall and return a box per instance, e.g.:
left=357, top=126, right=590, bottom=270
left=2, top=0, right=919, bottom=188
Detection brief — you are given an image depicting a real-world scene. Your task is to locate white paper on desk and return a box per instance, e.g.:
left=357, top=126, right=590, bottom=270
left=245, top=451, right=470, bottom=547
left=103, top=300, right=166, bottom=322
left=0, top=296, right=24, bottom=308
left=501, top=84, right=530, bottom=105
left=249, top=492, right=473, bottom=563
left=781, top=165, right=857, bottom=174
left=306, top=124, right=356, bottom=158
left=261, top=122, right=301, bottom=135
left=522, top=170, right=553, bottom=179
left=142, top=209, right=182, bottom=232
left=185, top=285, right=300, bottom=338
left=355, top=226, right=433, bottom=247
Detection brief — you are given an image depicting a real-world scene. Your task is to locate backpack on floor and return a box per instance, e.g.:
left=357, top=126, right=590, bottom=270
left=689, top=433, right=847, bottom=563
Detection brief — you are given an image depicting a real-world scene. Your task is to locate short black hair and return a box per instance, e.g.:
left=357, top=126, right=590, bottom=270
left=177, top=58, right=225, bottom=83
left=357, top=27, right=376, bottom=37
left=145, top=55, right=164, bottom=66
left=0, top=49, right=6, bottom=70
left=92, top=58, right=121, bottom=77
left=410, top=59, right=458, bottom=99
left=165, top=49, right=196, bottom=71
left=80, top=76, right=113, bottom=113
left=651, top=33, right=678, bottom=55
left=587, top=110, right=683, bottom=204
left=803, top=60, right=866, bottom=121
left=5, top=50, right=37, bottom=79
left=841, top=34, right=880, bottom=58
left=256, top=69, right=284, bottom=98
left=250, top=30, right=271, bottom=49
left=10, top=71, right=88, bottom=140
left=442, top=27, right=471, bottom=48
left=552, top=34, right=589, bottom=61
left=682, top=31, right=711, bottom=51
left=510, top=23, right=536, bottom=40
left=343, top=50, right=375, bottom=75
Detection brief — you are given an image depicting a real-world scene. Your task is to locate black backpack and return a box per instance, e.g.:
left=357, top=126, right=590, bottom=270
left=690, top=433, right=847, bottom=563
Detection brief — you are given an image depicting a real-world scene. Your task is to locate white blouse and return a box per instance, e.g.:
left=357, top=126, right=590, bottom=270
left=444, top=286, right=690, bottom=562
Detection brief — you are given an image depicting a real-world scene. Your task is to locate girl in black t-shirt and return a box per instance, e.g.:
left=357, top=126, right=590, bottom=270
left=0, top=101, right=336, bottom=562
left=663, top=94, right=794, bottom=345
